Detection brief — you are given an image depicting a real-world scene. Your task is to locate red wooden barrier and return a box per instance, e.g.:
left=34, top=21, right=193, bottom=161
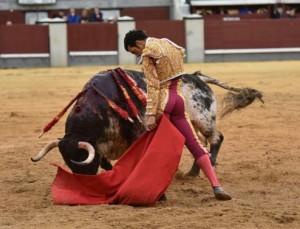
left=67, top=23, right=118, bottom=51
left=136, top=20, right=186, bottom=48
left=121, top=7, right=169, bottom=20
left=0, top=11, right=25, bottom=25
left=204, top=18, right=300, bottom=49
left=0, top=25, right=49, bottom=54
left=1, top=19, right=299, bottom=55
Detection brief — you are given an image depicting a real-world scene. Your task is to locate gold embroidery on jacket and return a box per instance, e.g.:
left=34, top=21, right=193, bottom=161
left=141, top=37, right=185, bottom=116
left=157, top=88, right=169, bottom=116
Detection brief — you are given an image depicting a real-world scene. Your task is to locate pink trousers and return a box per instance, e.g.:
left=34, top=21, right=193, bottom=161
left=162, top=79, right=208, bottom=161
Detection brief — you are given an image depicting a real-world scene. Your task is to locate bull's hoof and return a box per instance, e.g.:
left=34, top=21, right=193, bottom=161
left=186, top=170, right=200, bottom=177
left=158, top=194, right=167, bottom=202
left=213, top=186, right=232, bottom=201
left=186, top=160, right=200, bottom=177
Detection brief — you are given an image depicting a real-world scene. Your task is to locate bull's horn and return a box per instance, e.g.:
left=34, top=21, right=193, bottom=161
left=31, top=140, right=60, bottom=162
left=70, top=141, right=95, bottom=165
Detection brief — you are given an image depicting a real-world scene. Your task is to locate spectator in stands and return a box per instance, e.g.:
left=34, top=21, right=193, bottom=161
left=219, top=7, right=228, bottom=15
left=256, top=7, right=268, bottom=14
left=239, top=6, right=252, bottom=14
left=197, top=8, right=212, bottom=16
left=88, top=7, right=103, bottom=22
left=67, top=8, right=81, bottom=23
left=80, top=8, right=90, bottom=23
left=286, top=6, right=296, bottom=18
left=56, top=10, right=67, bottom=20
left=270, top=5, right=281, bottom=19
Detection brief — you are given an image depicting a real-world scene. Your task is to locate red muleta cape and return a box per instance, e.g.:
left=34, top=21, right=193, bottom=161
left=51, top=115, right=185, bottom=206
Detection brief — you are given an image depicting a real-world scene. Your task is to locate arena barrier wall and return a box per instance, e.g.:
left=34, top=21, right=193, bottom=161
left=1, top=18, right=300, bottom=68
left=0, top=24, right=50, bottom=68
left=0, top=10, right=25, bottom=25
left=136, top=20, right=185, bottom=47
left=67, top=23, right=118, bottom=66
left=120, top=7, right=170, bottom=20
left=204, top=18, right=300, bottom=62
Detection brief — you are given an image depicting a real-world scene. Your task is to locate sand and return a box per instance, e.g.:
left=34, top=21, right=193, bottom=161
left=0, top=61, right=299, bottom=229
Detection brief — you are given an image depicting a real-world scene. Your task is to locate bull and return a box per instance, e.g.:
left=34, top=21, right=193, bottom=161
left=31, top=68, right=263, bottom=176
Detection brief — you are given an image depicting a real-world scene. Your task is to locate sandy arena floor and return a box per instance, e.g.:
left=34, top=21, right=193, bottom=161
left=0, top=61, right=299, bottom=229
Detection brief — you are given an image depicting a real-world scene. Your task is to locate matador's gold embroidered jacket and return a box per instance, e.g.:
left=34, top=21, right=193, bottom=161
left=140, top=37, right=186, bottom=116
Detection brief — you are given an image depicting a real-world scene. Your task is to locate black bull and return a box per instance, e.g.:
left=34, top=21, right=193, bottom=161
left=32, top=69, right=264, bottom=175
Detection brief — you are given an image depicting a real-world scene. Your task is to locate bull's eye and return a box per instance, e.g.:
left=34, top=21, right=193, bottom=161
left=75, top=106, right=81, bottom=113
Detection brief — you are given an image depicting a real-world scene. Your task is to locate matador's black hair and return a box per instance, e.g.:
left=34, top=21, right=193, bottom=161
left=124, top=30, right=148, bottom=51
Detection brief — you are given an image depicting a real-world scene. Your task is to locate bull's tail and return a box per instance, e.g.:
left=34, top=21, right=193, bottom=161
left=194, top=70, right=241, bottom=92
left=193, top=71, right=264, bottom=118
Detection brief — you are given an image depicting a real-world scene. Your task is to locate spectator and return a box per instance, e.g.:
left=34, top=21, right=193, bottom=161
left=80, top=8, right=90, bottom=23
left=88, top=7, right=103, bottom=22
left=256, top=7, right=268, bottom=14
left=67, top=8, right=81, bottom=23
left=219, top=7, right=228, bottom=15
left=57, top=10, right=67, bottom=20
left=286, top=7, right=296, bottom=18
left=239, top=6, right=252, bottom=14
left=271, top=6, right=281, bottom=19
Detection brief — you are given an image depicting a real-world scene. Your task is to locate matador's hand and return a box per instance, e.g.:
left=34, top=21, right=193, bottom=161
left=146, top=115, right=157, bottom=131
